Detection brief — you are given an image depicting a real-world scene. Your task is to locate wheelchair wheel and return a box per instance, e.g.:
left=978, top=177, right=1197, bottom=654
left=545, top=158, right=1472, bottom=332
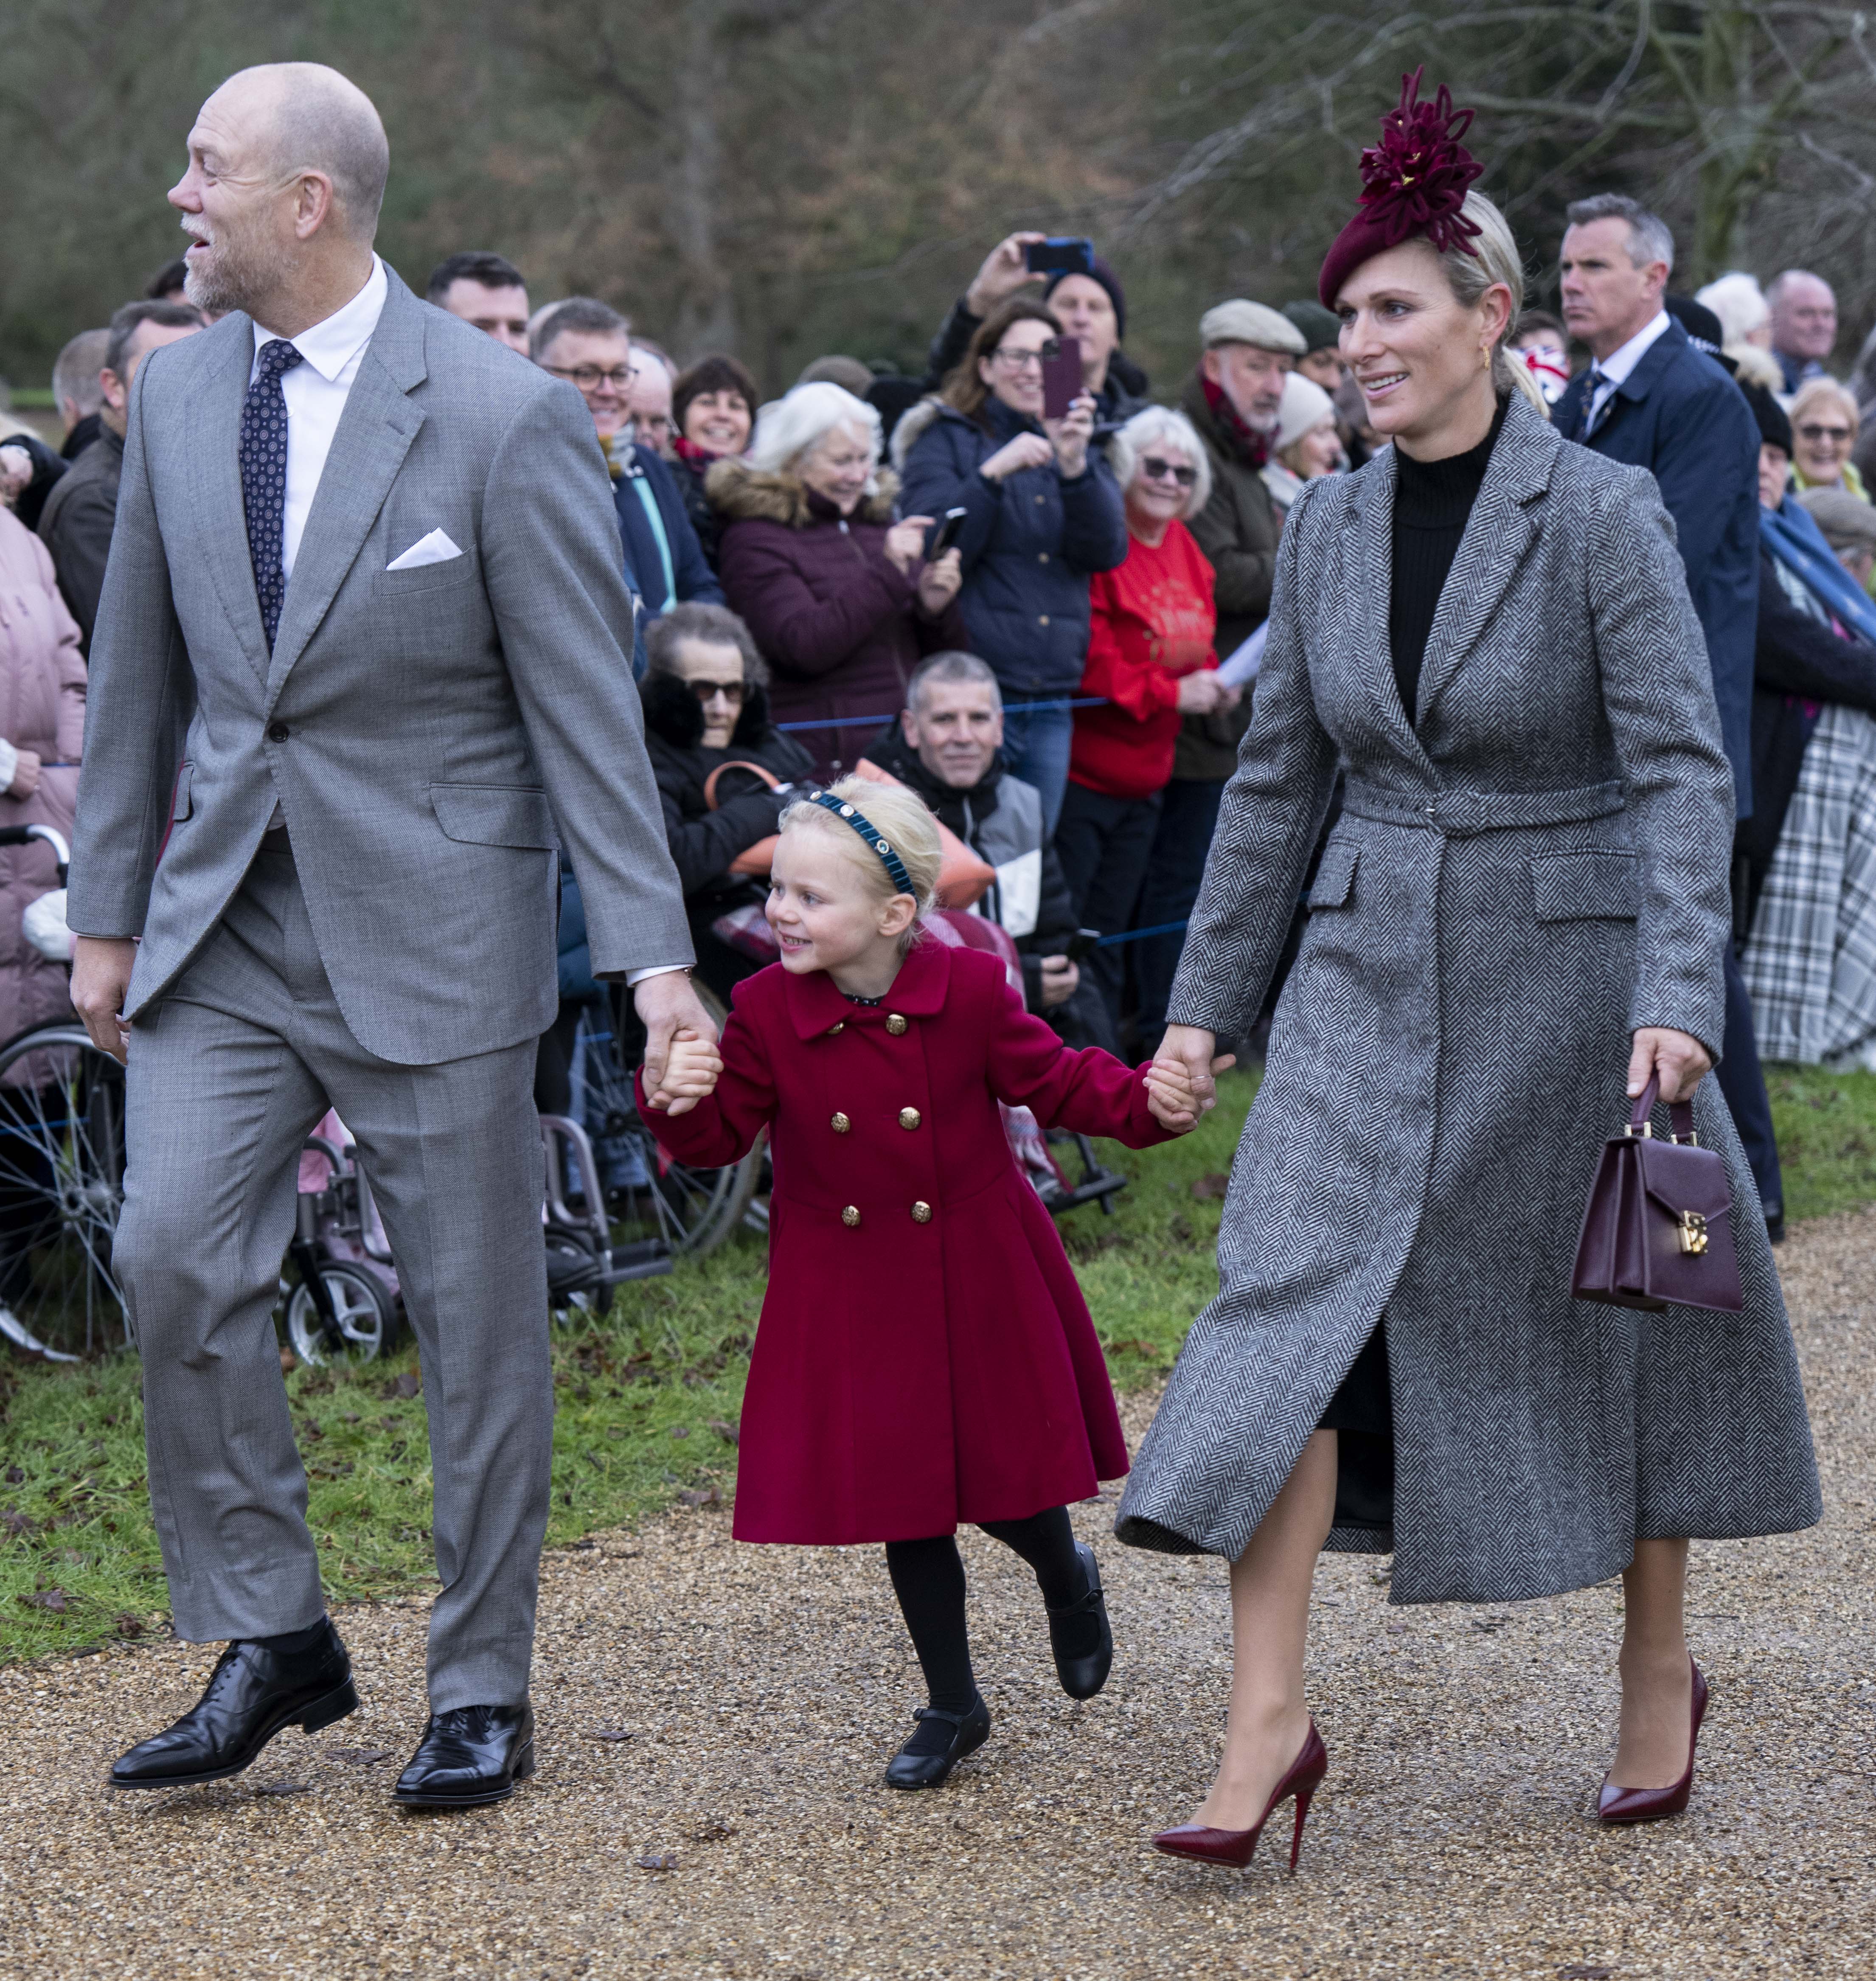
left=286, top=1261, right=398, bottom=1367
left=0, top=1023, right=128, bottom=1360
left=574, top=985, right=764, bottom=1259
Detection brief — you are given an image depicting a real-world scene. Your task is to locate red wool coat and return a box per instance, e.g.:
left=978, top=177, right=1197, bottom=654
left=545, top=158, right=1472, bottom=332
left=639, top=941, right=1175, bottom=1545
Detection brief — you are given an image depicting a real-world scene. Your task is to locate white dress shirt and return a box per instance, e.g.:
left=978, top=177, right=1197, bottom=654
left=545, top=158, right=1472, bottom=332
left=1585, top=309, right=1671, bottom=430
left=250, top=257, right=682, bottom=989
left=251, top=255, right=389, bottom=581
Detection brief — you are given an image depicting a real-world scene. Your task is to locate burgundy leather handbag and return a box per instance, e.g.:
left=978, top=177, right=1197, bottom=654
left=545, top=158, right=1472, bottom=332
left=1572, top=1076, right=1744, bottom=1313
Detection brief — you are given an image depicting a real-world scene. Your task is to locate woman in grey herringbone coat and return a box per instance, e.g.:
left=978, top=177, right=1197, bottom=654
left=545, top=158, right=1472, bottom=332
left=1131, top=84, right=1820, bottom=1873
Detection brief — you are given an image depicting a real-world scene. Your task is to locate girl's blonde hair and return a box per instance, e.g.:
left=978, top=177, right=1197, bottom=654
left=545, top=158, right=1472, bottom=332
left=777, top=776, right=943, bottom=951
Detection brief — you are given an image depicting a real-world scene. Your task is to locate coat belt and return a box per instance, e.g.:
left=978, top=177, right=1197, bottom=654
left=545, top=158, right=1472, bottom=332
left=1340, top=778, right=1626, bottom=837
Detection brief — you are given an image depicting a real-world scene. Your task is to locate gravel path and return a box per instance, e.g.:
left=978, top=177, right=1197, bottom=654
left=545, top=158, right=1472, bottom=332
left=3, top=1210, right=1873, bottom=1980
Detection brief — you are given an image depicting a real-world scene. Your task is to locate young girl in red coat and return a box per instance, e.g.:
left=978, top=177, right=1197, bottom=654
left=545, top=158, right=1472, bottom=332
left=641, top=775, right=1219, bottom=1790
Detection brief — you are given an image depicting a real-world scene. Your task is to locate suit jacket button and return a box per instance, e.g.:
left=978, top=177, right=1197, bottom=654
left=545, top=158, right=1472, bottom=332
left=899, top=1107, right=921, bottom=1130
left=831, top=1112, right=851, bottom=1133
left=910, top=1201, right=932, bottom=1223
left=828, top=1021, right=845, bottom=1035
left=267, top=722, right=290, bottom=742
left=841, top=1205, right=861, bottom=1228
left=886, top=1014, right=907, bottom=1035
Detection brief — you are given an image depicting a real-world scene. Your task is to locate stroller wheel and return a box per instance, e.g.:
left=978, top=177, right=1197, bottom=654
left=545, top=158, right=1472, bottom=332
left=286, top=1262, right=398, bottom=1367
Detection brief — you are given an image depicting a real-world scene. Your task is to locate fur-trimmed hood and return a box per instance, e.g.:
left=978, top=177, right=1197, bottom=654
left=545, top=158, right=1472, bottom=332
left=638, top=666, right=778, bottom=753
left=889, top=394, right=967, bottom=475
left=705, top=456, right=901, bottom=528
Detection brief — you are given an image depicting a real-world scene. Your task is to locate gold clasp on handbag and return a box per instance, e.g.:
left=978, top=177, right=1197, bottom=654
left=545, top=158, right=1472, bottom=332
left=1677, top=1210, right=1709, bottom=1256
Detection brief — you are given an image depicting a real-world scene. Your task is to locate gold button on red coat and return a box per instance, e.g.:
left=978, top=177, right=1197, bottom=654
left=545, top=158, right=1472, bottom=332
left=911, top=1202, right=932, bottom=1223
left=886, top=1014, right=908, bottom=1035
left=842, top=1206, right=861, bottom=1228
left=899, top=1107, right=921, bottom=1130
left=831, top=1112, right=851, bottom=1133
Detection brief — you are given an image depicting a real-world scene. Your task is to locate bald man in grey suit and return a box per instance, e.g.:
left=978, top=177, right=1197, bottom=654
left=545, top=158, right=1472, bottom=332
left=68, top=63, right=711, bottom=1808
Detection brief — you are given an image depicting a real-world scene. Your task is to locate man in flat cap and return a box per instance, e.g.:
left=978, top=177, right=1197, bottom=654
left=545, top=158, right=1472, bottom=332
left=1135, top=302, right=1309, bottom=1045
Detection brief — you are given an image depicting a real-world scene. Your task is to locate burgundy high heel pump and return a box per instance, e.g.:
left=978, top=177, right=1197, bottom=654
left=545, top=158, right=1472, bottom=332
left=1598, top=1656, right=1707, bottom=1824
left=1153, top=1720, right=1328, bottom=1872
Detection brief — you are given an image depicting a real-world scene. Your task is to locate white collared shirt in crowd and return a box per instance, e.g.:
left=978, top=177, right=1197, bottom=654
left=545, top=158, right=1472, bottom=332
left=1585, top=309, right=1672, bottom=430
left=250, top=253, right=389, bottom=580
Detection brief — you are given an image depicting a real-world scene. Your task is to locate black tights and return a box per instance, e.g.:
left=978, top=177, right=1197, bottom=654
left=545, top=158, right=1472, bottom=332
left=884, top=1506, right=1090, bottom=1720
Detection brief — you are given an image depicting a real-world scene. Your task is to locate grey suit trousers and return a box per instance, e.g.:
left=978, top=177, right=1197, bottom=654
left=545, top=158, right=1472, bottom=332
left=117, top=843, right=551, bottom=1710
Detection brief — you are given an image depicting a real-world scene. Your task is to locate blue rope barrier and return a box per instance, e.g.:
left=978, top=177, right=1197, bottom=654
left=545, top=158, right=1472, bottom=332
left=1093, top=919, right=1190, bottom=949
left=775, top=696, right=1109, bottom=734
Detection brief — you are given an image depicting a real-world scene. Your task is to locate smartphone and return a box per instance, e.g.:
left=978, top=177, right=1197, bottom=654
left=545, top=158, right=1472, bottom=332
left=926, top=506, right=969, bottom=559
left=1024, top=236, right=1095, bottom=276
left=1041, top=336, right=1084, bottom=421
left=1063, top=927, right=1104, bottom=964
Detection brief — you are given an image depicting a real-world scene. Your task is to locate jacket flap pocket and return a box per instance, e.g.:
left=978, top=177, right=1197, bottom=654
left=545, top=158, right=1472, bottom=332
left=1530, top=850, right=1639, bottom=921
left=429, top=782, right=557, bottom=850
left=1308, top=840, right=1359, bottom=910
left=1636, top=1141, right=1733, bottom=1220
left=170, top=763, right=194, bottom=821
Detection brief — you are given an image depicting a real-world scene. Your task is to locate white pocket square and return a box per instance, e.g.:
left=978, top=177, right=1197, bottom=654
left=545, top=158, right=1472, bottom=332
left=386, top=528, right=463, bottom=571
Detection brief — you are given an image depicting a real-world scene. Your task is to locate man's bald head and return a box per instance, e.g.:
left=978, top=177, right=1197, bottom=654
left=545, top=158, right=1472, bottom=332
left=212, top=63, right=389, bottom=241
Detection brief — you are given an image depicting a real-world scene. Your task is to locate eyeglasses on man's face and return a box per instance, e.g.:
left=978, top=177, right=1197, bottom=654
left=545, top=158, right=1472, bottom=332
left=1139, top=455, right=1197, bottom=488
left=547, top=363, right=635, bottom=393
left=1797, top=423, right=1853, bottom=447
left=687, top=678, right=746, bottom=705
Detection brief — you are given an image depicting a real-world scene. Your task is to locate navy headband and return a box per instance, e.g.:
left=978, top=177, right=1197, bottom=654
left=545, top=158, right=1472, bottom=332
left=805, top=790, right=915, bottom=897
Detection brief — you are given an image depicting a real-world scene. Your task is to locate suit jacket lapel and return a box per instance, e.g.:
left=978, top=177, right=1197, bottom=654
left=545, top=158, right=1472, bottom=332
left=187, top=322, right=270, bottom=686
left=267, top=274, right=429, bottom=698
left=1414, top=398, right=1556, bottom=726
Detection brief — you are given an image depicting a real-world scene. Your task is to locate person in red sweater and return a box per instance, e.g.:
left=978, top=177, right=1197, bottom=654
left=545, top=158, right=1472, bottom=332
left=1058, top=406, right=1235, bottom=1034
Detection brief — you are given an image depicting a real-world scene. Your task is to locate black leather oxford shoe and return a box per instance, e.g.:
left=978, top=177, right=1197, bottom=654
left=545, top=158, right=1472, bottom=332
left=1046, top=1541, right=1114, bottom=1700
left=393, top=1701, right=536, bottom=1808
left=110, top=1619, right=358, bottom=1790
left=882, top=1695, right=991, bottom=1791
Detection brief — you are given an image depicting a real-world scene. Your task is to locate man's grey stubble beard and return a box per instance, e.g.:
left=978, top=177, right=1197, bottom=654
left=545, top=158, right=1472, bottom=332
left=182, top=219, right=294, bottom=319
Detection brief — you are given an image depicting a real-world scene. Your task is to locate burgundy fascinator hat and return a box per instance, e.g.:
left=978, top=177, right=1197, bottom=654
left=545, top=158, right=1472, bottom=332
left=1317, top=68, right=1486, bottom=309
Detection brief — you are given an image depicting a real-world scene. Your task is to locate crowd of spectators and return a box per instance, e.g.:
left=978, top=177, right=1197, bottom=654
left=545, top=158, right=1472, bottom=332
left=7, top=211, right=1876, bottom=1138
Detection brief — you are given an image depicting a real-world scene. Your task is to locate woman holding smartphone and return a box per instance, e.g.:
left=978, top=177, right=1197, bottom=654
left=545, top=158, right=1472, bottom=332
left=894, top=298, right=1129, bottom=834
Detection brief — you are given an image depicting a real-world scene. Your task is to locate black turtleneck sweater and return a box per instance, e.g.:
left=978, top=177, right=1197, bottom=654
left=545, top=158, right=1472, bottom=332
left=1388, top=402, right=1507, bottom=723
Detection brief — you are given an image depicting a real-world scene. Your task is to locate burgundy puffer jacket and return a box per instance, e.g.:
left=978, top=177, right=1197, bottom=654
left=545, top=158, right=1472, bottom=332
left=0, top=507, right=84, bottom=1068
left=708, top=460, right=966, bottom=780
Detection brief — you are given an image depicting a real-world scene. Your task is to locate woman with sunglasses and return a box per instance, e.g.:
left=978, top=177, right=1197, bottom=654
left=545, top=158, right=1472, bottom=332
left=1789, top=377, right=1870, bottom=510
left=637, top=603, right=817, bottom=998
left=1052, top=406, right=1231, bottom=1035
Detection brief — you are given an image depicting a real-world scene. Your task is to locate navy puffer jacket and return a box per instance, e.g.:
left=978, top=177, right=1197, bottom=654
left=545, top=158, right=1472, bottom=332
left=893, top=396, right=1128, bottom=700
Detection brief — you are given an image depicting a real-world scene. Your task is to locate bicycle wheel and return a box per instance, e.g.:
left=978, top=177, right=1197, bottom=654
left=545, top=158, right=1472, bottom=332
left=0, top=1024, right=128, bottom=1360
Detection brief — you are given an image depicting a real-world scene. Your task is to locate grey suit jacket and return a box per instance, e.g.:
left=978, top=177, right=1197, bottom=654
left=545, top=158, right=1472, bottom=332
left=67, top=268, right=692, bottom=1065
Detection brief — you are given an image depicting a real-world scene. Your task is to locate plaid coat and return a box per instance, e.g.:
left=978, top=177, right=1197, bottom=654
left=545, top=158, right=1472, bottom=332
left=1117, top=393, right=1821, bottom=1603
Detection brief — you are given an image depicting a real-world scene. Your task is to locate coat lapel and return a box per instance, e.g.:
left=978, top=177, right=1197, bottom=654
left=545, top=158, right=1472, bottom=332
left=266, top=273, right=429, bottom=700
left=1413, top=396, right=1557, bottom=726
left=1348, top=452, right=1435, bottom=771
left=186, top=320, right=270, bottom=686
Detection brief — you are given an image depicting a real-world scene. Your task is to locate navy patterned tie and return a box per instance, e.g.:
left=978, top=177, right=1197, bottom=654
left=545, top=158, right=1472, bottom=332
left=240, top=337, right=305, bottom=650
left=1579, top=364, right=1612, bottom=442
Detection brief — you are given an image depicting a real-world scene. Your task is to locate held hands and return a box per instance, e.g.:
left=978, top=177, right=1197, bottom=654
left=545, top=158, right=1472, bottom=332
left=635, top=970, right=720, bottom=1117
left=1146, top=1051, right=1237, bottom=1134
left=644, top=1027, right=723, bottom=1113
left=1627, top=1026, right=1713, bottom=1106
left=1150, top=1022, right=1231, bottom=1131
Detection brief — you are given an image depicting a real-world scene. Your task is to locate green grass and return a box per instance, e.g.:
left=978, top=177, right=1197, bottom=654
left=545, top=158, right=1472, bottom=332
left=0, top=1075, right=1256, bottom=1666
left=5, top=1057, right=1870, bottom=1669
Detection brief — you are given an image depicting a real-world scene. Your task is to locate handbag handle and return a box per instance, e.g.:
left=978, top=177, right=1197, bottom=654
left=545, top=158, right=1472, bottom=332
left=1626, top=1073, right=1697, bottom=1145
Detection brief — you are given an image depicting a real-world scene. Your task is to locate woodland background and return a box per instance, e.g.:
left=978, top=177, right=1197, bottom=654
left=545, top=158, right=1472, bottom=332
left=6, top=0, right=1876, bottom=398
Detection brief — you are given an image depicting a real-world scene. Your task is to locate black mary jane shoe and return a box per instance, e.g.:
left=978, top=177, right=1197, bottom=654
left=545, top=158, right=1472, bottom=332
left=393, top=1701, right=536, bottom=1809
left=110, top=1619, right=358, bottom=1790
left=1046, top=1541, right=1113, bottom=1701
left=882, top=1697, right=991, bottom=1792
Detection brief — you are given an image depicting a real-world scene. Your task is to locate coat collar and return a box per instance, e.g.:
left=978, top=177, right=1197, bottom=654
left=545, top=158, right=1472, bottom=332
left=1351, top=392, right=1559, bottom=738
left=782, top=937, right=953, bottom=1040
left=1607, top=315, right=1691, bottom=410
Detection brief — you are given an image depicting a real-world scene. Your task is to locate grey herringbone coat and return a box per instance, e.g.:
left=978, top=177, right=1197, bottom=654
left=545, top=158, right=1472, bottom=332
left=1116, top=393, right=1821, bottom=1603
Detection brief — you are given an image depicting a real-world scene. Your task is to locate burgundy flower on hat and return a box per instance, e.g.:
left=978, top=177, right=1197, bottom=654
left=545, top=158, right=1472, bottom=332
left=1318, top=67, right=1486, bottom=307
